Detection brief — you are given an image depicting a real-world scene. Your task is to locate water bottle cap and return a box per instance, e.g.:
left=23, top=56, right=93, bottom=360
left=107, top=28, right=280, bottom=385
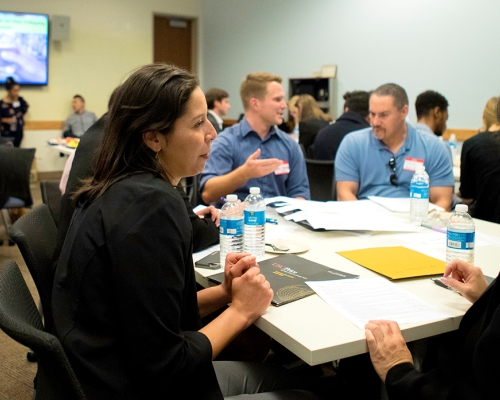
left=226, top=194, right=238, bottom=202
left=416, top=165, right=425, bottom=172
left=455, top=204, right=468, bottom=213
left=249, top=187, right=261, bottom=194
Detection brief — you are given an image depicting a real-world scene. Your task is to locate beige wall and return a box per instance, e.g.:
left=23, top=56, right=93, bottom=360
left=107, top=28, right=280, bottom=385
left=2, top=0, right=201, bottom=121
left=2, top=0, right=201, bottom=172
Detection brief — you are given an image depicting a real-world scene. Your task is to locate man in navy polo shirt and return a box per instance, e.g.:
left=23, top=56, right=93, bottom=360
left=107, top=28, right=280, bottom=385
left=335, top=83, right=454, bottom=210
left=200, top=72, right=310, bottom=204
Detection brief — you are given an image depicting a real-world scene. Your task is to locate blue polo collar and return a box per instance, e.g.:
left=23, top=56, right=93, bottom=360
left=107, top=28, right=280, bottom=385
left=240, top=117, right=279, bottom=141
left=373, top=122, right=414, bottom=156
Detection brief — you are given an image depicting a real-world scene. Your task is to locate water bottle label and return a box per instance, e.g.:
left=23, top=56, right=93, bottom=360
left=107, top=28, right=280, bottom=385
left=220, top=218, right=243, bottom=236
left=410, top=184, right=429, bottom=199
left=244, top=209, right=265, bottom=225
left=446, top=231, right=475, bottom=250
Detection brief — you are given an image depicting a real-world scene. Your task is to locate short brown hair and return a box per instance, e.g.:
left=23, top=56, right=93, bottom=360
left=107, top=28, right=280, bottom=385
left=372, top=83, right=408, bottom=110
left=240, top=72, right=282, bottom=110
left=205, top=88, right=229, bottom=109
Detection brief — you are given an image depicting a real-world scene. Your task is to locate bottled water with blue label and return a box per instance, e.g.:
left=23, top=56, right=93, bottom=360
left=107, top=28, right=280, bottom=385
left=446, top=204, right=475, bottom=265
left=448, top=133, right=457, bottom=160
left=219, top=194, right=244, bottom=266
left=244, top=187, right=266, bottom=258
left=410, top=165, right=429, bottom=225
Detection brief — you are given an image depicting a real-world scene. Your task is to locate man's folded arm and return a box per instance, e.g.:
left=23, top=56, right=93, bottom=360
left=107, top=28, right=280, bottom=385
left=430, top=186, right=453, bottom=211
left=336, top=181, right=358, bottom=201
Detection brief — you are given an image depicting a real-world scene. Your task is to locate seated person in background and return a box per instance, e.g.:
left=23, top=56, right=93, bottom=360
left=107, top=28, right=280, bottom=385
left=365, top=259, right=499, bottom=399
left=287, top=95, right=300, bottom=138
left=62, top=94, right=97, bottom=138
left=460, top=96, right=500, bottom=223
left=335, top=83, right=454, bottom=210
left=200, top=72, right=310, bottom=204
left=479, top=96, right=500, bottom=133
left=205, top=88, right=231, bottom=134
left=313, top=91, right=370, bottom=160
left=414, top=90, right=449, bottom=137
left=295, top=94, right=332, bottom=156
left=52, top=63, right=319, bottom=400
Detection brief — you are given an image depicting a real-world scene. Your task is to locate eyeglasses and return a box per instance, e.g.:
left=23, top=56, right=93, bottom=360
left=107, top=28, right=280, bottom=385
left=388, top=157, right=398, bottom=187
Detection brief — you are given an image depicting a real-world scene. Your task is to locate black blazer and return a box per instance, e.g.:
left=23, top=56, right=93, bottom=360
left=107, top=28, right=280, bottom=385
left=298, top=118, right=330, bottom=156
left=313, top=111, right=370, bottom=161
left=207, top=112, right=223, bottom=134
left=386, top=275, right=500, bottom=399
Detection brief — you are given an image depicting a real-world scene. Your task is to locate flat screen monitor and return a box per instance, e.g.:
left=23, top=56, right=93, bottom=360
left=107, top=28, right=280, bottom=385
left=0, top=11, right=49, bottom=86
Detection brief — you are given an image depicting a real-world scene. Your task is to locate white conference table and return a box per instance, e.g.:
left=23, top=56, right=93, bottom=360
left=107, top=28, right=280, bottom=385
left=194, top=205, right=500, bottom=366
left=47, top=143, right=76, bottom=156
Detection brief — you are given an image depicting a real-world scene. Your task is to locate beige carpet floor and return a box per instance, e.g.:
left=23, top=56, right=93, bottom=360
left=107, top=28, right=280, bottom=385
left=0, top=183, right=42, bottom=400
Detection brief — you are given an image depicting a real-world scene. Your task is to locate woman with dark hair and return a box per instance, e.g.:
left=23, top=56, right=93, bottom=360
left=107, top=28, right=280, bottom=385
left=52, top=64, right=319, bottom=400
left=0, top=77, right=29, bottom=147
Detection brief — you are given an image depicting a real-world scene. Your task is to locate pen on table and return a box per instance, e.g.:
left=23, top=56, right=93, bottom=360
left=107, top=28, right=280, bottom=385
left=266, top=218, right=278, bottom=225
left=421, top=223, right=446, bottom=234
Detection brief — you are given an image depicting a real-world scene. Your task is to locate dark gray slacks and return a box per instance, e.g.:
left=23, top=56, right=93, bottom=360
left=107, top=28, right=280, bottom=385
left=213, top=361, right=323, bottom=399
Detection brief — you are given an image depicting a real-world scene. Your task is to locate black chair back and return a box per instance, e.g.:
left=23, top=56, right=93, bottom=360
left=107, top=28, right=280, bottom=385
left=0, top=260, right=86, bottom=399
left=9, top=204, right=58, bottom=332
left=40, top=181, right=62, bottom=227
left=305, top=159, right=336, bottom=201
left=186, top=174, right=206, bottom=207
left=0, top=147, right=36, bottom=208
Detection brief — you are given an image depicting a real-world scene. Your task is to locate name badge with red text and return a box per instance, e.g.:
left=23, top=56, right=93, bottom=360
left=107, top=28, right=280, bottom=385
left=275, top=161, right=290, bottom=175
left=403, top=157, right=424, bottom=172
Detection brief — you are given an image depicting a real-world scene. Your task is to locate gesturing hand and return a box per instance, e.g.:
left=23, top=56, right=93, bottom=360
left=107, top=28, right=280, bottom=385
left=242, top=148, right=283, bottom=180
left=365, top=320, right=414, bottom=382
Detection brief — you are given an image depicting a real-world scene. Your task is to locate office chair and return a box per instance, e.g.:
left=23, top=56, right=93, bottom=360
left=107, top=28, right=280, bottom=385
left=186, top=174, right=206, bottom=208
left=0, top=260, right=87, bottom=400
left=299, top=143, right=307, bottom=158
left=39, top=181, right=62, bottom=228
left=0, top=146, right=36, bottom=245
left=305, top=158, right=336, bottom=201
left=9, top=204, right=58, bottom=334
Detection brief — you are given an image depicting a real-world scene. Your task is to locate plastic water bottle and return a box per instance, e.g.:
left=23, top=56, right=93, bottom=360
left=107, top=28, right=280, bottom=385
left=446, top=204, right=475, bottom=265
left=219, top=194, right=244, bottom=266
left=448, top=133, right=457, bottom=160
left=410, top=165, right=429, bottom=225
left=292, top=124, right=299, bottom=143
left=244, top=187, right=266, bottom=258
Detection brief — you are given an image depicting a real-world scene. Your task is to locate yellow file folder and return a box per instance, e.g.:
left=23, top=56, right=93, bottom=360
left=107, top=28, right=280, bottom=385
left=337, top=246, right=445, bottom=279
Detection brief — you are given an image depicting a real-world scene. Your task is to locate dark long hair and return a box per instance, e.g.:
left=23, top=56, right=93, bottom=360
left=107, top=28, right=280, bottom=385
left=5, top=77, right=18, bottom=91
left=73, top=63, right=199, bottom=205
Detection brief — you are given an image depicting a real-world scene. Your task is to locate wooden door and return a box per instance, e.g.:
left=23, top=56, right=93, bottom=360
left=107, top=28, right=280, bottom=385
left=154, top=16, right=193, bottom=72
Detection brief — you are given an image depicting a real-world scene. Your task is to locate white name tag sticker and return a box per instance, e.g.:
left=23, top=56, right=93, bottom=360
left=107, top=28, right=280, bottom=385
left=12, top=101, right=21, bottom=108
left=275, top=161, right=290, bottom=175
left=403, top=157, right=424, bottom=172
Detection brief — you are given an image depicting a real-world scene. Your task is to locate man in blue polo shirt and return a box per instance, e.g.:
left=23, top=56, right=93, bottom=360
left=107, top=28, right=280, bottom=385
left=200, top=72, right=310, bottom=204
left=335, top=83, right=454, bottom=210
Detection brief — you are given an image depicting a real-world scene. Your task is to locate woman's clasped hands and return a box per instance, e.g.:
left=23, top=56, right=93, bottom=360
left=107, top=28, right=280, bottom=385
left=222, top=253, right=273, bottom=326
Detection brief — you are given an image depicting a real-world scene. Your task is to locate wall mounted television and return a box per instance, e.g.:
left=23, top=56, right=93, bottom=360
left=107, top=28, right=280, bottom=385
left=0, top=11, right=49, bottom=86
